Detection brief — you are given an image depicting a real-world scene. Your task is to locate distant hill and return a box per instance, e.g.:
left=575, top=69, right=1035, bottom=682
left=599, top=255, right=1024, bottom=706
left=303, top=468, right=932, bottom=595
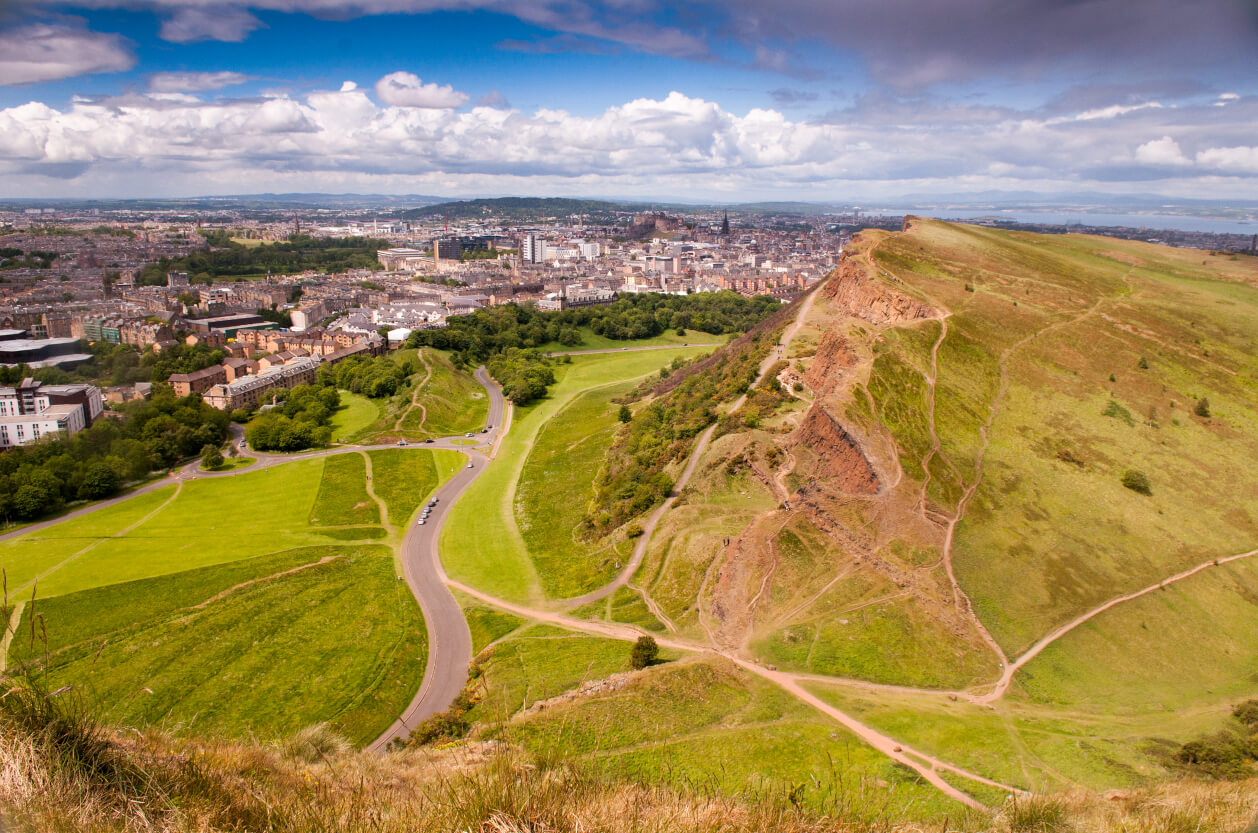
left=400, top=197, right=653, bottom=223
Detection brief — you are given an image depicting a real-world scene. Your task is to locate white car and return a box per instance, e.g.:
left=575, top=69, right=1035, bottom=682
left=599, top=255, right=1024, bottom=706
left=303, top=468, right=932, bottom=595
left=417, top=519, right=426, bottom=525
left=466, top=463, right=473, bottom=469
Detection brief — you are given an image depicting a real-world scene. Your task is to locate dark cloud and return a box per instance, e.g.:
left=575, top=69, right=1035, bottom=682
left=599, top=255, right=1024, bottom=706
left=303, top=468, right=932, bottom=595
left=769, top=87, right=819, bottom=104
left=716, top=0, right=1258, bottom=88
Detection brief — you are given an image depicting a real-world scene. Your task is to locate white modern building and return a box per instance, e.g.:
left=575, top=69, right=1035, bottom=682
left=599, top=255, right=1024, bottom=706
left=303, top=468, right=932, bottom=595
left=0, top=379, right=103, bottom=448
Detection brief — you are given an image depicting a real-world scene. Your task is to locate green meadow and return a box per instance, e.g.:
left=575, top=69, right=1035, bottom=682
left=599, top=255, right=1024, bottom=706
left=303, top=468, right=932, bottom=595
left=2, top=448, right=456, bottom=745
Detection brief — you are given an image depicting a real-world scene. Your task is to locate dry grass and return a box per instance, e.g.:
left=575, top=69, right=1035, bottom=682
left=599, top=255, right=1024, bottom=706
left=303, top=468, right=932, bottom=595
left=2, top=681, right=1257, bottom=833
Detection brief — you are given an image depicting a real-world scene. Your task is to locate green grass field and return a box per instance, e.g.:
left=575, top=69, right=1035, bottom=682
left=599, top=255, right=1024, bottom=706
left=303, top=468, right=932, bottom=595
left=536, top=327, right=727, bottom=354
left=329, top=391, right=380, bottom=440
left=440, top=347, right=715, bottom=604
left=14, top=546, right=423, bottom=745
left=1, top=448, right=460, bottom=746
left=514, top=379, right=638, bottom=597
left=366, top=448, right=462, bottom=524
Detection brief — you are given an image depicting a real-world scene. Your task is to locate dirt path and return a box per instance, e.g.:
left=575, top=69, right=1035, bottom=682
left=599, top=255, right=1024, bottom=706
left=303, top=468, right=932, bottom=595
left=449, top=576, right=1012, bottom=808
left=394, top=349, right=433, bottom=431
left=978, top=546, right=1258, bottom=703
left=360, top=451, right=391, bottom=530
left=191, top=555, right=343, bottom=610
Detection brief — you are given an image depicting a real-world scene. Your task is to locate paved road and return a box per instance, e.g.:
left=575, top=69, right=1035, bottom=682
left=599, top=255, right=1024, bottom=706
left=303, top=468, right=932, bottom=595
left=366, top=366, right=506, bottom=751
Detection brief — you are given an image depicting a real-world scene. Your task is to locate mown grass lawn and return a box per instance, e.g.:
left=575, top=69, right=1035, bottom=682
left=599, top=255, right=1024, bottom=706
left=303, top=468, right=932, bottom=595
left=367, top=448, right=463, bottom=525
left=329, top=391, right=380, bottom=441
left=536, top=327, right=728, bottom=354
left=1, top=448, right=463, bottom=747
left=18, top=546, right=424, bottom=746
left=310, top=453, right=379, bottom=526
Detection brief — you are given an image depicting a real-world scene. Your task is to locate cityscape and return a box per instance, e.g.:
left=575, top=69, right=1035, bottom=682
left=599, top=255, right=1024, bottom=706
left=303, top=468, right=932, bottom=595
left=2, top=1, right=1258, bottom=831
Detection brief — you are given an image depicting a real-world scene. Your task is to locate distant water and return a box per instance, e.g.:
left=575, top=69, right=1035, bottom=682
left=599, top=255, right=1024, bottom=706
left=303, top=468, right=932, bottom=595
left=878, top=209, right=1254, bottom=236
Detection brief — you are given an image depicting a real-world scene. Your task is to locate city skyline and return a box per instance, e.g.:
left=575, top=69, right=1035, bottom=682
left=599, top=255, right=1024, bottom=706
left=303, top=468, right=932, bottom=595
left=1, top=0, right=1256, bottom=202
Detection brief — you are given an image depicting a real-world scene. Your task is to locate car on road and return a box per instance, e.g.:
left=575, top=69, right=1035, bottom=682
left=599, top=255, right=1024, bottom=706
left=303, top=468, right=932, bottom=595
left=429, top=498, right=438, bottom=505
left=424, top=438, right=434, bottom=443
left=397, top=439, right=407, bottom=446
left=466, top=462, right=473, bottom=468
left=481, top=428, right=489, bottom=433
left=465, top=432, right=474, bottom=437
left=417, top=519, right=426, bottom=525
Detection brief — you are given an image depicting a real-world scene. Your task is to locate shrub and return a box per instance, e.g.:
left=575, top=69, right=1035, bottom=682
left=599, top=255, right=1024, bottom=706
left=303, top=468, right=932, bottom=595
left=1121, top=470, right=1152, bottom=495
left=280, top=723, right=351, bottom=762
left=1195, top=397, right=1211, bottom=418
left=1138, top=356, right=1149, bottom=369
left=200, top=444, right=224, bottom=470
left=630, top=636, right=659, bottom=669
left=618, top=404, right=632, bottom=423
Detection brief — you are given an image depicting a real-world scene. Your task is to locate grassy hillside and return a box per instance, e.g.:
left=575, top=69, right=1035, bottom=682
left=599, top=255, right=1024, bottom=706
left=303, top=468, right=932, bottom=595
left=2, top=449, right=457, bottom=744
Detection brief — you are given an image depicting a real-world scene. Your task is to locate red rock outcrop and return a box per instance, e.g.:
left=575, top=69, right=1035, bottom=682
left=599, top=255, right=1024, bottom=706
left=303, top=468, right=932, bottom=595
left=823, top=258, right=934, bottom=325
left=790, top=404, right=879, bottom=495
left=803, top=329, right=859, bottom=395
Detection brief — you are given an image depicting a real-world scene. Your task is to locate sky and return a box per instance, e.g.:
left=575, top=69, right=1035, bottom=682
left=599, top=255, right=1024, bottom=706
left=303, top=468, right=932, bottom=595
left=0, top=0, right=1256, bottom=202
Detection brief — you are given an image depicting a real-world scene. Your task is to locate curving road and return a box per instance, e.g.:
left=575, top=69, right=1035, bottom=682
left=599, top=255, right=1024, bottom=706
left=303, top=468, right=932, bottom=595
left=366, top=367, right=505, bottom=751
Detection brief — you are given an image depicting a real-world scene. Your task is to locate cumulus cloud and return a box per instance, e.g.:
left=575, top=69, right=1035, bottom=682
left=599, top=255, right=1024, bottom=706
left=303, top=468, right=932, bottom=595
left=158, top=6, right=262, bottom=43
left=0, top=22, right=134, bottom=86
left=1, top=85, right=1256, bottom=199
left=1197, top=145, right=1258, bottom=173
left=147, top=71, right=250, bottom=92
left=374, top=72, right=468, bottom=109
left=1135, top=136, right=1192, bottom=166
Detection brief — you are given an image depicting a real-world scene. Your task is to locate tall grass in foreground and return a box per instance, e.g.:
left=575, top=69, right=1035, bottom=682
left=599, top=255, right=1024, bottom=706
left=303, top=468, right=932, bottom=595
left=3, top=680, right=1258, bottom=833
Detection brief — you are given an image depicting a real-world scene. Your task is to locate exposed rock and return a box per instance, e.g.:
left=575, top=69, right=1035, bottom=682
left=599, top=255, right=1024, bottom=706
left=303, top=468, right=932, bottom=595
left=804, top=329, right=859, bottom=395
left=518, top=672, right=637, bottom=716
left=823, top=258, right=934, bottom=325
left=790, top=405, right=879, bottom=495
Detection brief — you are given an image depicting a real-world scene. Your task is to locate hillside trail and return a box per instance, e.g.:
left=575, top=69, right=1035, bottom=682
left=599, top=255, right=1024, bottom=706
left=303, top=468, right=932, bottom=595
left=394, top=349, right=434, bottom=431
left=977, top=545, right=1258, bottom=703
left=392, top=349, right=437, bottom=432
left=447, top=576, right=1012, bottom=809
left=560, top=286, right=822, bottom=613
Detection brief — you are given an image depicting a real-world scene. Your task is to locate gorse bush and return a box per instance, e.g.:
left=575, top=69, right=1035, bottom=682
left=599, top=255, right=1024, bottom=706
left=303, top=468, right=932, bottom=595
left=1121, top=469, right=1152, bottom=495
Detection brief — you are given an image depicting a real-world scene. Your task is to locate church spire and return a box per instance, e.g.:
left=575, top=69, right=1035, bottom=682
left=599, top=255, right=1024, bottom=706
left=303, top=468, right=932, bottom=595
left=721, top=210, right=730, bottom=236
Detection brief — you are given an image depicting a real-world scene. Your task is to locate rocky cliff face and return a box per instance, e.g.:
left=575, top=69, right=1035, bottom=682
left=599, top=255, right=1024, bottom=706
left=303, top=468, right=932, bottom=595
left=823, top=257, right=934, bottom=325
left=790, top=404, right=879, bottom=495
left=803, top=329, right=858, bottom=395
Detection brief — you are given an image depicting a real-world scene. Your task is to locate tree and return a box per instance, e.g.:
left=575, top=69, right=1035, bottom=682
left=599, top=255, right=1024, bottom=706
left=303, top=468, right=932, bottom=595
left=617, top=404, right=632, bottom=423
left=1195, top=397, right=1211, bottom=418
left=1137, top=356, right=1149, bottom=369
left=201, top=444, right=224, bottom=470
left=77, top=462, right=120, bottom=500
left=1121, top=469, right=1152, bottom=496
left=630, top=635, right=659, bottom=669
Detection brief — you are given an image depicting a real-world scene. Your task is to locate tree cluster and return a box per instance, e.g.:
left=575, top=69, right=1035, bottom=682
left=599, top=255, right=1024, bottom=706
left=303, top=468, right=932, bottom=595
left=1176, top=699, right=1258, bottom=779
left=410, top=292, right=779, bottom=364
left=138, top=235, right=388, bottom=285
left=0, top=387, right=229, bottom=522
left=243, top=385, right=339, bottom=451
left=486, top=349, right=555, bottom=406
left=315, top=354, right=415, bottom=399
left=586, top=332, right=774, bottom=535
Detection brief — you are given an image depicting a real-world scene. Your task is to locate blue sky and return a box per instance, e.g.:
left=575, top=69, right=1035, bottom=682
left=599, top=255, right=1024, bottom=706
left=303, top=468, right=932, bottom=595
left=1, top=0, right=1256, bottom=201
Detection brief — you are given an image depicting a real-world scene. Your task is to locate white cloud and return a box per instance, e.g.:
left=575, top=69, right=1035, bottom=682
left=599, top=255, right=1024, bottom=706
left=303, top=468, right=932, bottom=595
left=1, top=86, right=1255, bottom=199
left=1135, top=136, right=1191, bottom=166
left=148, top=71, right=251, bottom=92
left=1196, top=145, right=1258, bottom=173
left=374, top=72, right=469, bottom=109
left=158, top=6, right=262, bottom=43
left=0, top=22, right=134, bottom=86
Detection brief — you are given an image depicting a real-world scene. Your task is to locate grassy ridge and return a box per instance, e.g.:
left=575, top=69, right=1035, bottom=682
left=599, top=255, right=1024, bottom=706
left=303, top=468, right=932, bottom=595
left=309, top=453, right=379, bottom=526
left=367, top=448, right=462, bottom=524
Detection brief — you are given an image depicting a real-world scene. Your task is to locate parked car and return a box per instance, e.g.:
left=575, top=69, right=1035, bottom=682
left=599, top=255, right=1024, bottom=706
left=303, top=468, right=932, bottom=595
left=397, top=439, right=407, bottom=446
